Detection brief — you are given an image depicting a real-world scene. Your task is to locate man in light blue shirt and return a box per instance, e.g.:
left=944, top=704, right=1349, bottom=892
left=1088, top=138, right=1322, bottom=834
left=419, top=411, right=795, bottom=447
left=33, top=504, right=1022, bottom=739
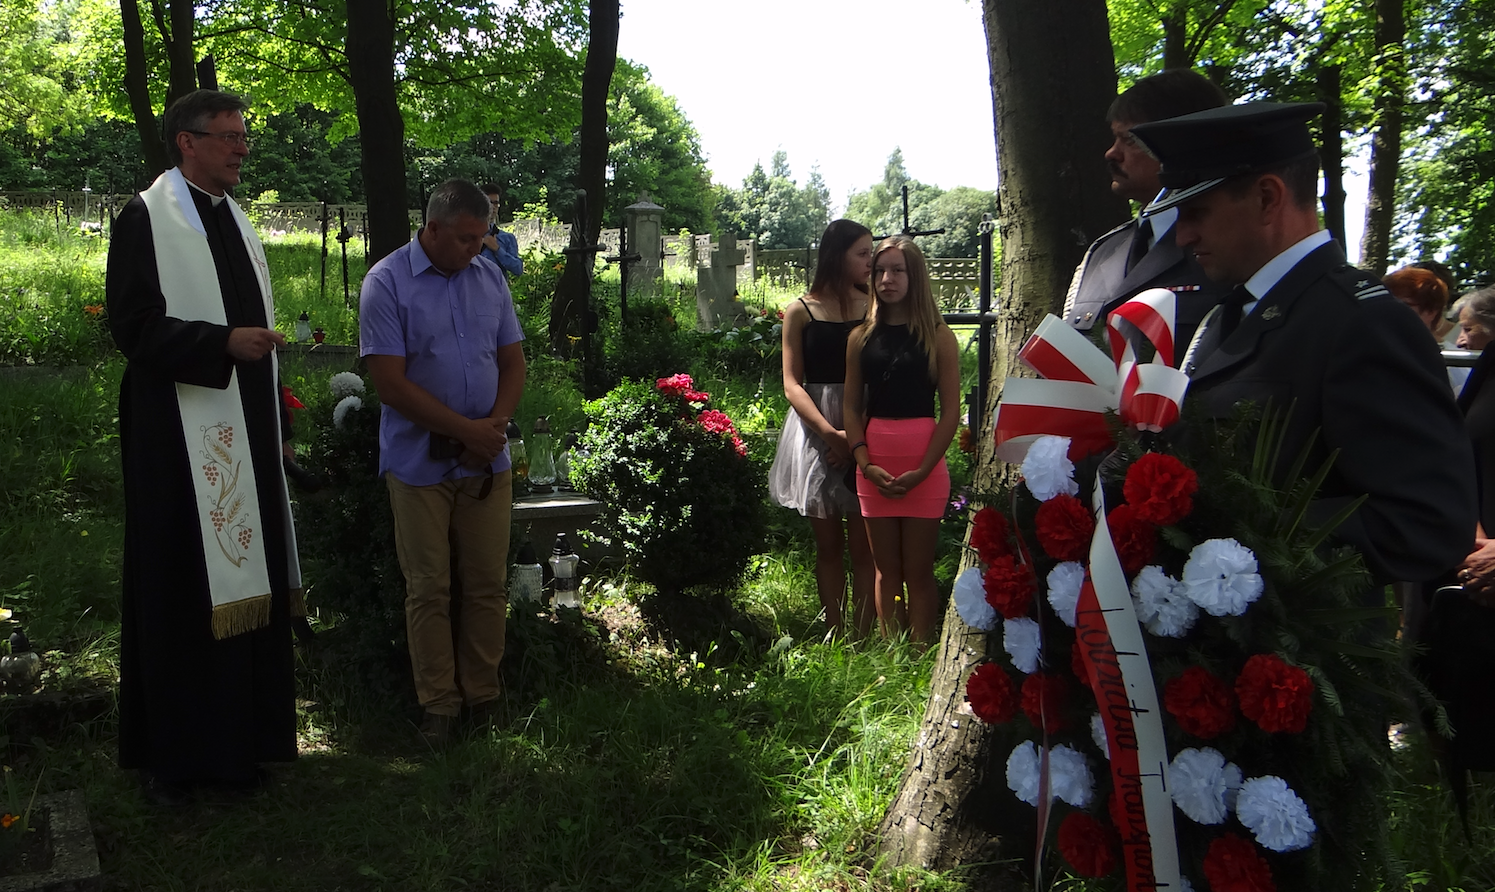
left=360, top=178, right=526, bottom=745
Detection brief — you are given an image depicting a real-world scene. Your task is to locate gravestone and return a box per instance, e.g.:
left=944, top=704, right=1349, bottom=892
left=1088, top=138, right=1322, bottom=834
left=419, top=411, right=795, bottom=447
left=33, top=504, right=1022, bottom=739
left=695, top=233, right=748, bottom=330
left=623, top=194, right=664, bottom=298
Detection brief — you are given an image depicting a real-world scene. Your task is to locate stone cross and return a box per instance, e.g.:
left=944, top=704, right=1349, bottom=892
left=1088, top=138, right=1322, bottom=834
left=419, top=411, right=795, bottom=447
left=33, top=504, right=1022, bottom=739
left=695, top=233, right=748, bottom=330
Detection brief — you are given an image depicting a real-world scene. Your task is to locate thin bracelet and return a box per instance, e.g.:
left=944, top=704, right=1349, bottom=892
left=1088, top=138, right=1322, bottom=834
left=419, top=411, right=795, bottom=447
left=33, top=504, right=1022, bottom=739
left=849, top=440, right=868, bottom=454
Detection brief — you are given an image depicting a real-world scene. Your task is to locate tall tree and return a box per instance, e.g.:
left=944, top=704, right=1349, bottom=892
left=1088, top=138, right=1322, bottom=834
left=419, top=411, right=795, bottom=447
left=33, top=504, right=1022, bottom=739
left=715, top=151, right=831, bottom=249
left=877, top=0, right=1124, bottom=873
left=117, top=0, right=200, bottom=178
left=344, top=0, right=406, bottom=263
left=1359, top=0, right=1405, bottom=276
left=549, top=0, right=618, bottom=353
left=1396, top=0, right=1495, bottom=283
left=844, top=148, right=943, bottom=238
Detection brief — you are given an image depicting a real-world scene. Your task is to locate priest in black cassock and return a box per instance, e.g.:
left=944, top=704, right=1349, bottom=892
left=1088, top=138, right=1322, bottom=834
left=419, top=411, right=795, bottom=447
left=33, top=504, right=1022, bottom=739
left=106, top=89, right=302, bottom=805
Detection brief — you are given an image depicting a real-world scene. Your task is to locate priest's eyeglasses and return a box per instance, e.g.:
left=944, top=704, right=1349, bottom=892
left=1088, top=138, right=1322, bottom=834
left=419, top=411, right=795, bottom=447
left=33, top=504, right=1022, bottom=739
left=188, top=130, right=253, bottom=149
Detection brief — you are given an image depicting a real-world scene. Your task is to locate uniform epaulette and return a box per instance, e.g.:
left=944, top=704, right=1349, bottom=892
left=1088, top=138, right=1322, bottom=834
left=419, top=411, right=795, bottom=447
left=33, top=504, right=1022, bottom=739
left=1328, top=265, right=1390, bottom=302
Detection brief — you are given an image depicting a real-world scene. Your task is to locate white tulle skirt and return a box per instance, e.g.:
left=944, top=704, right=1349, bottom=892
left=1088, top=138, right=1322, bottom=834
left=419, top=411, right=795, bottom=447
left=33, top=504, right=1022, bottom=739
left=769, top=383, right=860, bottom=519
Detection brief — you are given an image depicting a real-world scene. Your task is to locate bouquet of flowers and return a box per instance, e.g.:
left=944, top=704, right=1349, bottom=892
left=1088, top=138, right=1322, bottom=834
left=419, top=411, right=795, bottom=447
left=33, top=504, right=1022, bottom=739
left=957, top=293, right=1416, bottom=891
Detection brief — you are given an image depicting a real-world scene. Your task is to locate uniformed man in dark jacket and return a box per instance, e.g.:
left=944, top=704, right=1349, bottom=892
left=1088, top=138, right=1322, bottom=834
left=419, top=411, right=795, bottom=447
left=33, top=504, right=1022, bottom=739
left=1062, top=69, right=1233, bottom=364
left=1131, top=101, right=1475, bottom=585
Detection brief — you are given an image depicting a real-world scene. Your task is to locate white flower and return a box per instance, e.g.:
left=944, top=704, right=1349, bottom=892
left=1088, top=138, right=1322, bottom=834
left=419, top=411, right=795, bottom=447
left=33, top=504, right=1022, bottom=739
left=1181, top=538, right=1264, bottom=617
left=1169, top=747, right=1243, bottom=825
left=1131, top=565, right=1200, bottom=637
left=1049, top=744, right=1094, bottom=808
left=1180, top=878, right=1194, bottom=892
left=953, top=566, right=997, bottom=631
left=1007, top=740, right=1042, bottom=805
left=1091, top=712, right=1109, bottom=759
left=1003, top=617, right=1042, bottom=674
left=1236, top=775, right=1315, bottom=852
left=329, top=371, right=367, bottom=401
left=333, top=395, right=364, bottom=429
left=1046, top=561, right=1086, bottom=627
left=1022, top=435, right=1079, bottom=502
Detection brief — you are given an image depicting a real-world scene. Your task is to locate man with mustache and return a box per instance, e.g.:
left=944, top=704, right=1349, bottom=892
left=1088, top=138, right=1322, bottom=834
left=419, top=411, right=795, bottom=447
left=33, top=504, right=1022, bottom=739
left=1062, top=69, right=1232, bottom=363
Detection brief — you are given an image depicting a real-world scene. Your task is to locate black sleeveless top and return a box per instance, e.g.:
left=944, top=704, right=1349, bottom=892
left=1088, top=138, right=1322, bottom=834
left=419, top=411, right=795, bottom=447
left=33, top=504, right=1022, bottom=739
left=861, top=324, right=936, bottom=418
left=800, top=297, right=862, bottom=384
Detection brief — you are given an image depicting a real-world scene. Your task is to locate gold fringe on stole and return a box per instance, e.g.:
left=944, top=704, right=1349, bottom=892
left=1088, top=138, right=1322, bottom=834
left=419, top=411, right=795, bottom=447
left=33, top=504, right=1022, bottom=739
left=289, top=587, right=307, bottom=618
left=211, top=593, right=272, bottom=640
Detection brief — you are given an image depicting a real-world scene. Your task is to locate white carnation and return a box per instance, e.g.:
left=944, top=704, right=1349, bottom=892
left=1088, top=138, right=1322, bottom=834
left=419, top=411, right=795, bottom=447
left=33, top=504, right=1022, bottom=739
left=1236, top=775, right=1315, bottom=852
left=1006, top=740, right=1042, bottom=806
left=1003, top=617, right=1042, bottom=674
left=1181, top=538, right=1264, bottom=617
left=1168, top=747, right=1243, bottom=825
left=1091, top=712, right=1109, bottom=760
left=1049, top=744, right=1094, bottom=808
left=953, top=566, right=997, bottom=631
left=1180, top=878, right=1194, bottom=892
left=333, top=395, right=364, bottom=429
left=1022, top=435, right=1079, bottom=502
left=1046, top=562, right=1086, bottom=627
left=1131, top=565, right=1200, bottom=637
left=329, top=371, right=366, bottom=401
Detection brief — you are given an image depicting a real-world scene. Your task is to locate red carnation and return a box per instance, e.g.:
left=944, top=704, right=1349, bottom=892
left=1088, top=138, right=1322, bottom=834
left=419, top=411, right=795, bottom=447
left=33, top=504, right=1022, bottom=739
left=1204, top=833, right=1276, bottom=892
left=970, top=507, right=1013, bottom=564
left=1122, top=452, right=1199, bottom=526
left=1021, top=672, right=1068, bottom=733
left=1035, top=494, right=1095, bottom=562
left=1057, top=811, right=1119, bottom=878
left=1107, top=502, right=1157, bottom=576
left=655, top=373, right=693, bottom=398
left=1236, top=653, right=1315, bottom=734
left=1164, top=666, right=1237, bottom=739
left=966, top=663, right=1017, bottom=724
left=983, top=555, right=1035, bottom=619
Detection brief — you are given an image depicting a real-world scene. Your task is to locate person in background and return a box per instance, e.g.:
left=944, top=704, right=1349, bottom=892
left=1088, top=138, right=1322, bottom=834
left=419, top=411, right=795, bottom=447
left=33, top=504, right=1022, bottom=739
left=1062, top=69, right=1232, bottom=363
left=1384, top=266, right=1449, bottom=335
left=844, top=236, right=960, bottom=645
left=361, top=179, right=527, bottom=746
left=480, top=183, right=524, bottom=280
left=107, top=89, right=301, bottom=805
left=769, top=219, right=876, bottom=638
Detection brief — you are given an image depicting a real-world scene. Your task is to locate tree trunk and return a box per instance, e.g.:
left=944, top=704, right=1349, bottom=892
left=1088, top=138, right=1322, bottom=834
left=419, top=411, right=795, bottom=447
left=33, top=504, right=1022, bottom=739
left=550, top=0, right=619, bottom=355
left=120, top=0, right=168, bottom=179
left=1317, top=64, right=1347, bottom=248
left=1360, top=0, right=1404, bottom=275
left=345, top=0, right=409, bottom=265
left=877, top=0, right=1125, bottom=876
left=165, top=0, right=197, bottom=104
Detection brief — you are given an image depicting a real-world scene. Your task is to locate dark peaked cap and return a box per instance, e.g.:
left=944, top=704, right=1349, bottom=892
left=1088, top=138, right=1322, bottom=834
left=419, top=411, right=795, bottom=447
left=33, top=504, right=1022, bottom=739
left=1131, top=101, right=1325, bottom=215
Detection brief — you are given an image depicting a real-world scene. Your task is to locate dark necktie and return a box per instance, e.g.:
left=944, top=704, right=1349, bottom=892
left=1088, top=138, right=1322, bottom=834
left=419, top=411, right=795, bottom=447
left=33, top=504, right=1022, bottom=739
left=1216, top=285, right=1254, bottom=342
left=1126, top=218, right=1153, bottom=274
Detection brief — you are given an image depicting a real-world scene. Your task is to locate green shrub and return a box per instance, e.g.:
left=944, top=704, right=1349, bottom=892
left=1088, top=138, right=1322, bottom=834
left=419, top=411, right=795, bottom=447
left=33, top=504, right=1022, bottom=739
left=292, top=377, right=415, bottom=706
left=571, top=375, right=767, bottom=597
left=599, top=297, right=696, bottom=387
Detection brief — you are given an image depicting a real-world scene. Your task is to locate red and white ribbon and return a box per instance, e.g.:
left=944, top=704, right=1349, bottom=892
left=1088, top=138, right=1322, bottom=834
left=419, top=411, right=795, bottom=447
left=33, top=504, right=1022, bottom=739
left=994, top=288, right=1190, bottom=461
left=1076, top=486, right=1181, bottom=892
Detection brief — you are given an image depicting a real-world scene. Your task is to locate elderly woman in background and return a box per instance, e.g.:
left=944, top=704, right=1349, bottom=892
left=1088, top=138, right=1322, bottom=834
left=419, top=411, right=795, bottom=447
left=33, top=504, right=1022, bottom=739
left=1419, top=285, right=1495, bottom=798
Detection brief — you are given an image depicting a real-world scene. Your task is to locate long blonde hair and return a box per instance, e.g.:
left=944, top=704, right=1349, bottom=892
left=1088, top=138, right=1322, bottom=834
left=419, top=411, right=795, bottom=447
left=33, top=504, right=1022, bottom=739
left=857, top=236, right=942, bottom=380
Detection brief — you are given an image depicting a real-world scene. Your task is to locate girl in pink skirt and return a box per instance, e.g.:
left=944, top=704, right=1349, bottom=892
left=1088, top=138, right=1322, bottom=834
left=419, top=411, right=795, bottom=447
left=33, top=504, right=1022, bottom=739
left=844, top=236, right=959, bottom=643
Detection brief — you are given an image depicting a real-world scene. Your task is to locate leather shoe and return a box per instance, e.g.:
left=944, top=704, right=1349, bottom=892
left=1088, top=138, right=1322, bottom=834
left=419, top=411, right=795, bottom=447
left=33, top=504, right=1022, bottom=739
left=419, top=711, right=456, bottom=748
left=466, top=697, right=504, bottom=731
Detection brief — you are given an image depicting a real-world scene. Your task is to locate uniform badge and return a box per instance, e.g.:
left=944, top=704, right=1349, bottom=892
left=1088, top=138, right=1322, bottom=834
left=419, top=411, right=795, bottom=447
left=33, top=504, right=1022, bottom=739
left=1262, top=306, right=1283, bottom=321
